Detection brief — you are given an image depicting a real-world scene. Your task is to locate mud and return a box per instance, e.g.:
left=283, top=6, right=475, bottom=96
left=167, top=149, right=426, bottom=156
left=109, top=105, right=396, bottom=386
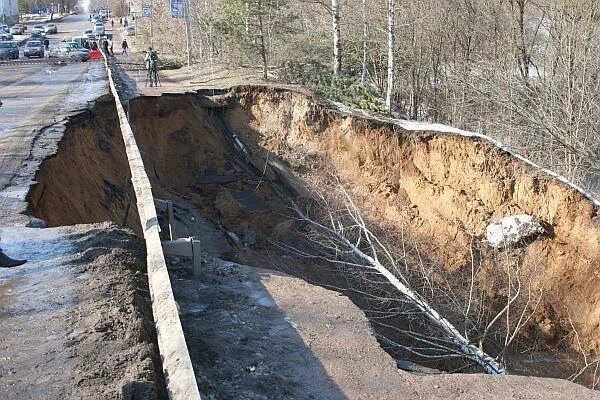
left=27, top=87, right=600, bottom=395
left=0, top=223, right=165, bottom=399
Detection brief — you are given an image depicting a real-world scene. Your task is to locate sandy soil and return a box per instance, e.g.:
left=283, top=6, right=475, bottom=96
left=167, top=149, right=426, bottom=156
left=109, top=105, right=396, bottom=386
left=25, top=88, right=600, bottom=398
left=164, top=211, right=599, bottom=400
left=0, top=223, right=165, bottom=399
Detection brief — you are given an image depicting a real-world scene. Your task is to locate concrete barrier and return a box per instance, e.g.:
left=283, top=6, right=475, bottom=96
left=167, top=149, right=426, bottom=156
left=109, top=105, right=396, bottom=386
left=101, top=53, right=201, bottom=400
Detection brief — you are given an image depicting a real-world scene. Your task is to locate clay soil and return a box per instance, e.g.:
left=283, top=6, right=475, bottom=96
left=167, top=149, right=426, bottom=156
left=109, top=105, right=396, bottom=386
left=26, top=89, right=600, bottom=398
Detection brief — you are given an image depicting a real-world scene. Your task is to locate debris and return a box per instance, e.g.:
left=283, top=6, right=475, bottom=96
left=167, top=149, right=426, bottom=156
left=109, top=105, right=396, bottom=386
left=486, top=215, right=546, bottom=248
left=225, top=230, right=244, bottom=249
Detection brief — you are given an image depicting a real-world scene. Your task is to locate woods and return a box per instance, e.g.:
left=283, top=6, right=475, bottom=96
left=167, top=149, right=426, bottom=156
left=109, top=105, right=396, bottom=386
left=155, top=0, right=598, bottom=196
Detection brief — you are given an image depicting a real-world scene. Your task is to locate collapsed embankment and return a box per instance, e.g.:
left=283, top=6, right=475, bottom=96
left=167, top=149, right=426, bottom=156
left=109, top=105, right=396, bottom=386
left=27, top=87, right=600, bottom=389
left=28, top=98, right=141, bottom=234
left=224, top=86, right=600, bottom=359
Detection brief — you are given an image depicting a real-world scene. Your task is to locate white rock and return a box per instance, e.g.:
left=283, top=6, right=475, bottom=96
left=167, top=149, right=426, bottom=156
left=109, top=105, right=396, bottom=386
left=486, top=215, right=545, bottom=248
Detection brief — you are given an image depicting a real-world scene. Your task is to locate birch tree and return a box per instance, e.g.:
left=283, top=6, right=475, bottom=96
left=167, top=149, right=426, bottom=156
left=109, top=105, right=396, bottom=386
left=332, top=0, right=341, bottom=74
left=360, top=0, right=368, bottom=83
left=385, top=0, right=395, bottom=108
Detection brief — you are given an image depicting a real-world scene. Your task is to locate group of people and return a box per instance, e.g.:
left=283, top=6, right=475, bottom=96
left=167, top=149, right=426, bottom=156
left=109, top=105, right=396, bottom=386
left=119, top=17, right=132, bottom=27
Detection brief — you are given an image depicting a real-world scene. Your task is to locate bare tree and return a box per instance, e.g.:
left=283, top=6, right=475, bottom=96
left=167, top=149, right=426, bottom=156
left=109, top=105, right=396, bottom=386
left=280, top=187, right=510, bottom=374
left=360, top=0, right=368, bottom=83
left=385, top=0, right=395, bottom=108
left=332, top=0, right=341, bottom=74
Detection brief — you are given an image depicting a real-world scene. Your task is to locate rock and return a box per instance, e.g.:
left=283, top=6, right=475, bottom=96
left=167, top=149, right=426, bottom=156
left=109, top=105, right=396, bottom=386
left=486, top=215, right=546, bottom=248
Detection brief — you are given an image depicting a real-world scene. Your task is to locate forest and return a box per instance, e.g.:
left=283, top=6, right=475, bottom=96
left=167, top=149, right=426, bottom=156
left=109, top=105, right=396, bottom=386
left=135, top=0, right=600, bottom=196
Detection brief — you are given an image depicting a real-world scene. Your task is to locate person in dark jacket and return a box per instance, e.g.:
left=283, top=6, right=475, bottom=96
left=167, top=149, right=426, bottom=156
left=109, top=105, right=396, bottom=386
left=121, top=38, right=129, bottom=55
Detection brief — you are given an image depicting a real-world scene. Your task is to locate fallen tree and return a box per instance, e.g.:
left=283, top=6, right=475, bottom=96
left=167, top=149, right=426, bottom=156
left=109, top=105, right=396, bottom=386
left=277, top=185, right=545, bottom=375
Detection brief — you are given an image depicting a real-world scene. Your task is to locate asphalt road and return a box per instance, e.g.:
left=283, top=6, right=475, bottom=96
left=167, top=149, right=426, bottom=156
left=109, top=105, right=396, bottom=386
left=0, top=13, right=108, bottom=226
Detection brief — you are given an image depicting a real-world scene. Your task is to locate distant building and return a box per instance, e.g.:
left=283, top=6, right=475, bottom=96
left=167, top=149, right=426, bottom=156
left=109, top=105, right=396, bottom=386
left=0, top=0, right=19, bottom=25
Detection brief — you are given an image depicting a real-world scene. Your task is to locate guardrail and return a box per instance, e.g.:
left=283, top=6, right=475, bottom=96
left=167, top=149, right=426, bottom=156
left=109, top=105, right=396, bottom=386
left=101, top=53, right=201, bottom=400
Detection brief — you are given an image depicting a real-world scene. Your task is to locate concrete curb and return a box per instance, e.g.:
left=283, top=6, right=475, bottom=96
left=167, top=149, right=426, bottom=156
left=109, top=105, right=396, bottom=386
left=101, top=53, right=201, bottom=400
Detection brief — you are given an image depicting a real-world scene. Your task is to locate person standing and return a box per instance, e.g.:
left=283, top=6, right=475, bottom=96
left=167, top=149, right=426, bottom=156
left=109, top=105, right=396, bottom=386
left=43, top=37, right=49, bottom=55
left=108, top=38, right=114, bottom=55
left=121, top=38, right=129, bottom=55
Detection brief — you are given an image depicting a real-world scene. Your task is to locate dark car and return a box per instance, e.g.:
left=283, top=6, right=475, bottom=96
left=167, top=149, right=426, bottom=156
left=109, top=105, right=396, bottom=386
left=0, top=41, right=19, bottom=60
left=30, top=31, right=47, bottom=40
left=24, top=40, right=44, bottom=58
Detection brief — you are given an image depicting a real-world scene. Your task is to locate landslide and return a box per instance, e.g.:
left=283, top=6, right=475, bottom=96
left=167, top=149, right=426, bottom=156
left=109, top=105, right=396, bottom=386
left=27, top=99, right=141, bottom=234
left=26, top=87, right=599, bottom=386
left=220, top=86, right=600, bottom=368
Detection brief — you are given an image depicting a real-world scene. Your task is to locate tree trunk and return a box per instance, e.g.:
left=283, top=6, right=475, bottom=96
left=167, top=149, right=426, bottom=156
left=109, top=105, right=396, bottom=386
left=331, top=0, right=341, bottom=75
left=385, top=0, right=395, bottom=109
left=360, top=0, right=368, bottom=84
left=245, top=1, right=250, bottom=34
left=257, top=11, right=268, bottom=80
left=292, top=201, right=508, bottom=375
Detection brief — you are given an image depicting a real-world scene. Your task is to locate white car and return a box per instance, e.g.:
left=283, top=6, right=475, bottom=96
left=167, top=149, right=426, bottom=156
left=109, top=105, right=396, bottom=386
left=94, top=24, right=105, bottom=35
left=9, top=25, right=23, bottom=35
left=126, top=26, right=136, bottom=36
left=32, top=24, right=45, bottom=34
left=45, top=23, right=57, bottom=34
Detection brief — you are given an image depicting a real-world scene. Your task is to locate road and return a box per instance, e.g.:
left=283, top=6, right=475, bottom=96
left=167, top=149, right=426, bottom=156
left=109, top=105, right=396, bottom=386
left=0, top=13, right=108, bottom=226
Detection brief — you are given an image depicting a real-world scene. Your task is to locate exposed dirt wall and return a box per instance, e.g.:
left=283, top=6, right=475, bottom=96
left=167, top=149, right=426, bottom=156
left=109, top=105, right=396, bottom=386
left=27, top=99, right=141, bottom=234
left=224, top=86, right=600, bottom=355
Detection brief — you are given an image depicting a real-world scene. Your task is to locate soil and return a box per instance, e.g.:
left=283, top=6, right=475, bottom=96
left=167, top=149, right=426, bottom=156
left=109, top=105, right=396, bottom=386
left=0, top=222, right=165, bottom=399
left=27, top=99, right=141, bottom=234
left=166, top=210, right=599, bottom=400
left=222, top=86, right=600, bottom=357
left=25, top=88, right=600, bottom=397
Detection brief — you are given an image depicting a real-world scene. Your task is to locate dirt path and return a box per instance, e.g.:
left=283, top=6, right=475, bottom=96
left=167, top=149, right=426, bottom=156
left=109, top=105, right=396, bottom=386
left=0, top=223, right=165, bottom=399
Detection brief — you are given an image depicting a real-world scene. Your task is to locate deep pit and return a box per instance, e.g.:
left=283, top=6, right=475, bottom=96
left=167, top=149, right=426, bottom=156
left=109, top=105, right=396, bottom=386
left=27, top=87, right=600, bottom=391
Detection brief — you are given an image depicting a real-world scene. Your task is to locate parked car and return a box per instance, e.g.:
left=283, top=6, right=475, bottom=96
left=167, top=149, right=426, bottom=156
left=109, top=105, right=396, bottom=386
left=0, top=31, right=13, bottom=40
left=94, top=24, right=105, bottom=35
left=9, top=25, right=23, bottom=35
left=0, top=24, right=8, bottom=32
left=0, top=41, right=19, bottom=60
left=24, top=40, right=44, bottom=57
left=45, top=23, right=58, bottom=34
left=126, top=26, right=136, bottom=36
left=48, top=43, right=90, bottom=61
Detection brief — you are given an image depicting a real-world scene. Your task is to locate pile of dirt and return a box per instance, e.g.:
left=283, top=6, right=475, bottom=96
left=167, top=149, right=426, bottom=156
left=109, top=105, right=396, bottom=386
left=0, top=222, right=165, bottom=399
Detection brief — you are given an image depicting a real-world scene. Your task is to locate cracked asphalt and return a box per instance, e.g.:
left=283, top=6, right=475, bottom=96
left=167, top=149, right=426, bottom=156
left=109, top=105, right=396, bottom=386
left=0, top=13, right=108, bottom=226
